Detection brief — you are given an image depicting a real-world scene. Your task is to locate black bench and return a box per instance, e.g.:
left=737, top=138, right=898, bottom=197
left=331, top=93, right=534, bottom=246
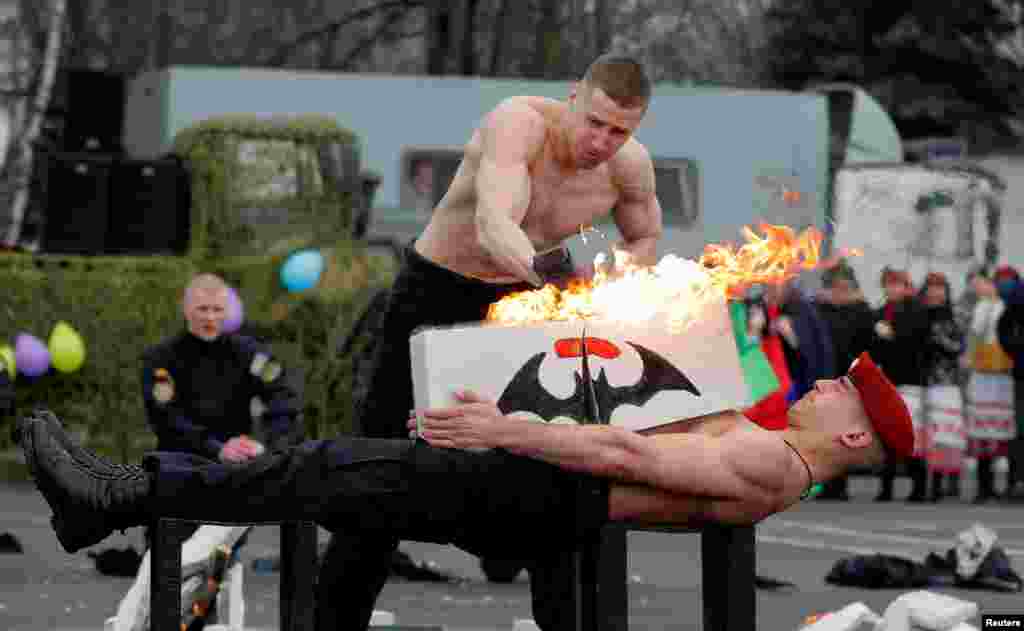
left=150, top=517, right=318, bottom=631
left=569, top=523, right=755, bottom=631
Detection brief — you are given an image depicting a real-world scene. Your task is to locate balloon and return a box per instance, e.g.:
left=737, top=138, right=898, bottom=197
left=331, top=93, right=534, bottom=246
left=15, top=333, right=50, bottom=377
left=0, top=344, right=14, bottom=378
left=49, top=321, right=86, bottom=373
left=223, top=286, right=245, bottom=334
left=280, top=249, right=325, bottom=293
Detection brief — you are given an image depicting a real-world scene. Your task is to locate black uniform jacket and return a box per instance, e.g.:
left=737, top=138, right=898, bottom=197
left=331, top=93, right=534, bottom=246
left=141, top=331, right=300, bottom=460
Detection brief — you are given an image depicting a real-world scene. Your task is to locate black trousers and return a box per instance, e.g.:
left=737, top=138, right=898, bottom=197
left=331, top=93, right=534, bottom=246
left=329, top=244, right=578, bottom=629
left=146, top=438, right=609, bottom=630
left=354, top=243, right=534, bottom=439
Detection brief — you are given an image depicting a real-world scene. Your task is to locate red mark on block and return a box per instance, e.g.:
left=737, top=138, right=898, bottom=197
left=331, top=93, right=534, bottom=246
left=554, top=337, right=621, bottom=360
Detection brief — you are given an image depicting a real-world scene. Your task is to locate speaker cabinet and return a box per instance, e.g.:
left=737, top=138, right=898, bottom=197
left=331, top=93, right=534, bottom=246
left=107, top=158, right=190, bottom=254
left=61, top=69, right=125, bottom=154
left=41, top=153, right=113, bottom=255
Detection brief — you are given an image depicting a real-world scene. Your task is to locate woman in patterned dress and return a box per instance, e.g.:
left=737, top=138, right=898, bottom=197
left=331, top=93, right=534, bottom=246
left=964, top=271, right=1016, bottom=503
left=918, top=272, right=967, bottom=501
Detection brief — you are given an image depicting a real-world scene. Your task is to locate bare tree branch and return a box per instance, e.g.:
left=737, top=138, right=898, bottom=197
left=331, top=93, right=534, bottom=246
left=426, top=1, right=453, bottom=75
left=4, top=0, right=66, bottom=246
left=337, top=8, right=408, bottom=70
left=265, top=0, right=423, bottom=67
left=489, top=0, right=508, bottom=75
left=390, top=27, right=427, bottom=39
left=460, top=0, right=481, bottom=75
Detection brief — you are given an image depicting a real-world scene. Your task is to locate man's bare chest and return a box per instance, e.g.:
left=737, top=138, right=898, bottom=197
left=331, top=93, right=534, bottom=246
left=523, top=165, right=620, bottom=237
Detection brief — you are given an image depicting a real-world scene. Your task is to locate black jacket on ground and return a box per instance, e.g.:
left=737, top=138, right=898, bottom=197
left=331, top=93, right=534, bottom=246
left=141, top=331, right=301, bottom=460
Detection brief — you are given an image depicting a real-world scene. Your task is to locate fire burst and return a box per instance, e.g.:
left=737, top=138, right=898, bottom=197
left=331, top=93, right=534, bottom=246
left=486, top=223, right=853, bottom=332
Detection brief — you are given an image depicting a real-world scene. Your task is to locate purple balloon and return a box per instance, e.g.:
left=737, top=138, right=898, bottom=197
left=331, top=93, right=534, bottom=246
left=15, top=333, right=50, bottom=377
left=223, top=286, right=245, bottom=334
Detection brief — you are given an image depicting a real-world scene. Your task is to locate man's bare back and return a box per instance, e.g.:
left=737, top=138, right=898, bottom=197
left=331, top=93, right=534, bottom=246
left=416, top=94, right=663, bottom=284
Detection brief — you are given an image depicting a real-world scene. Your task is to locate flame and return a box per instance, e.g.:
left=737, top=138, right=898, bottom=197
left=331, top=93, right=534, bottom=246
left=486, top=223, right=850, bottom=332
left=698, top=223, right=822, bottom=298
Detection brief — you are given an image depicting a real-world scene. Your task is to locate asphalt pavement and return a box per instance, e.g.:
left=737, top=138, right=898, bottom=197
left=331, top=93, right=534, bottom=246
left=1, top=475, right=1023, bottom=631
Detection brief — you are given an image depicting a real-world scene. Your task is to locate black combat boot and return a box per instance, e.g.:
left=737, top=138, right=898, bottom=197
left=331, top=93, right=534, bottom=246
left=26, top=409, right=141, bottom=476
left=15, top=413, right=152, bottom=554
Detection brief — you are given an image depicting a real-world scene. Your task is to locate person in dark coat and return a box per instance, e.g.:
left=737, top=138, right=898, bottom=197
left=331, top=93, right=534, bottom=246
left=871, top=268, right=931, bottom=501
left=917, top=272, right=967, bottom=502
left=815, top=262, right=875, bottom=500
left=996, top=265, right=1024, bottom=498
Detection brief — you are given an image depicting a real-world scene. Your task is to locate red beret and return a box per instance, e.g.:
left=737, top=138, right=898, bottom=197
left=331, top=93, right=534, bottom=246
left=847, top=352, right=915, bottom=459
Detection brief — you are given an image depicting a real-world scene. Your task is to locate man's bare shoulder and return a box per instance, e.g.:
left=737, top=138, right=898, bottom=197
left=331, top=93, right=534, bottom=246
left=610, top=138, right=655, bottom=191
left=484, top=97, right=557, bottom=130
left=479, top=97, right=550, bottom=157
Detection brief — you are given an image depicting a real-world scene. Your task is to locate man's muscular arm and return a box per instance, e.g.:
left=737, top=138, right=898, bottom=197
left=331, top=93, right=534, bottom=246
left=475, top=99, right=547, bottom=287
left=415, top=391, right=783, bottom=505
left=611, top=142, right=663, bottom=266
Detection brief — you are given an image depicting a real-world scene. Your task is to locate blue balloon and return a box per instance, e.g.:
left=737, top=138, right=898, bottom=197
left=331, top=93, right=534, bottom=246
left=280, top=249, right=325, bottom=292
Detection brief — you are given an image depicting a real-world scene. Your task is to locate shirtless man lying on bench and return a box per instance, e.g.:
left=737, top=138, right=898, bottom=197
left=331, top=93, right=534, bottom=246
left=17, top=352, right=911, bottom=559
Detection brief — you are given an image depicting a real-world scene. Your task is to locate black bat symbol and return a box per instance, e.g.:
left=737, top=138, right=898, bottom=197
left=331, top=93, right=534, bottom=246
left=496, top=342, right=700, bottom=424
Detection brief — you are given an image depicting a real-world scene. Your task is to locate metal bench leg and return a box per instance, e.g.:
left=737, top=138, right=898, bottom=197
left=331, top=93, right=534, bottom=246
left=701, top=525, right=756, bottom=631
left=280, top=521, right=318, bottom=631
left=150, top=518, right=194, bottom=631
left=571, top=524, right=628, bottom=631
left=593, top=525, right=629, bottom=631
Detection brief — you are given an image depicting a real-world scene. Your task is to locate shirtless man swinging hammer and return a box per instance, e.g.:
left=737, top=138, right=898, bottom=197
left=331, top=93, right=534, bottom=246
left=334, top=53, right=664, bottom=630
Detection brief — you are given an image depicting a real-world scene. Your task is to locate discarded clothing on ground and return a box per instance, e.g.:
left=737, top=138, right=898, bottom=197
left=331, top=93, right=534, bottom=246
left=825, top=523, right=1021, bottom=593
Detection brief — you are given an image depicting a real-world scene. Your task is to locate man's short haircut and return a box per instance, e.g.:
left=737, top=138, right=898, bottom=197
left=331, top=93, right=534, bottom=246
left=183, top=273, right=229, bottom=308
left=582, top=53, right=652, bottom=109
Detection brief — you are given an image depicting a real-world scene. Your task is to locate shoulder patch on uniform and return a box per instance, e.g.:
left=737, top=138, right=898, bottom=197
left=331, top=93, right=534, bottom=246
left=250, top=353, right=269, bottom=377
left=261, top=361, right=282, bottom=383
left=152, top=368, right=174, bottom=404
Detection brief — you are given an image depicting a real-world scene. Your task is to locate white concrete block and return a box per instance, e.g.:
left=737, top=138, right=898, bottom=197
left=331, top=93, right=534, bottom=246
left=410, top=298, right=747, bottom=432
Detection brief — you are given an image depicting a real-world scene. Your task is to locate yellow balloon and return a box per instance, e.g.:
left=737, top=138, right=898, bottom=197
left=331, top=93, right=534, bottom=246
left=0, top=344, right=14, bottom=378
left=49, top=321, right=86, bottom=373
